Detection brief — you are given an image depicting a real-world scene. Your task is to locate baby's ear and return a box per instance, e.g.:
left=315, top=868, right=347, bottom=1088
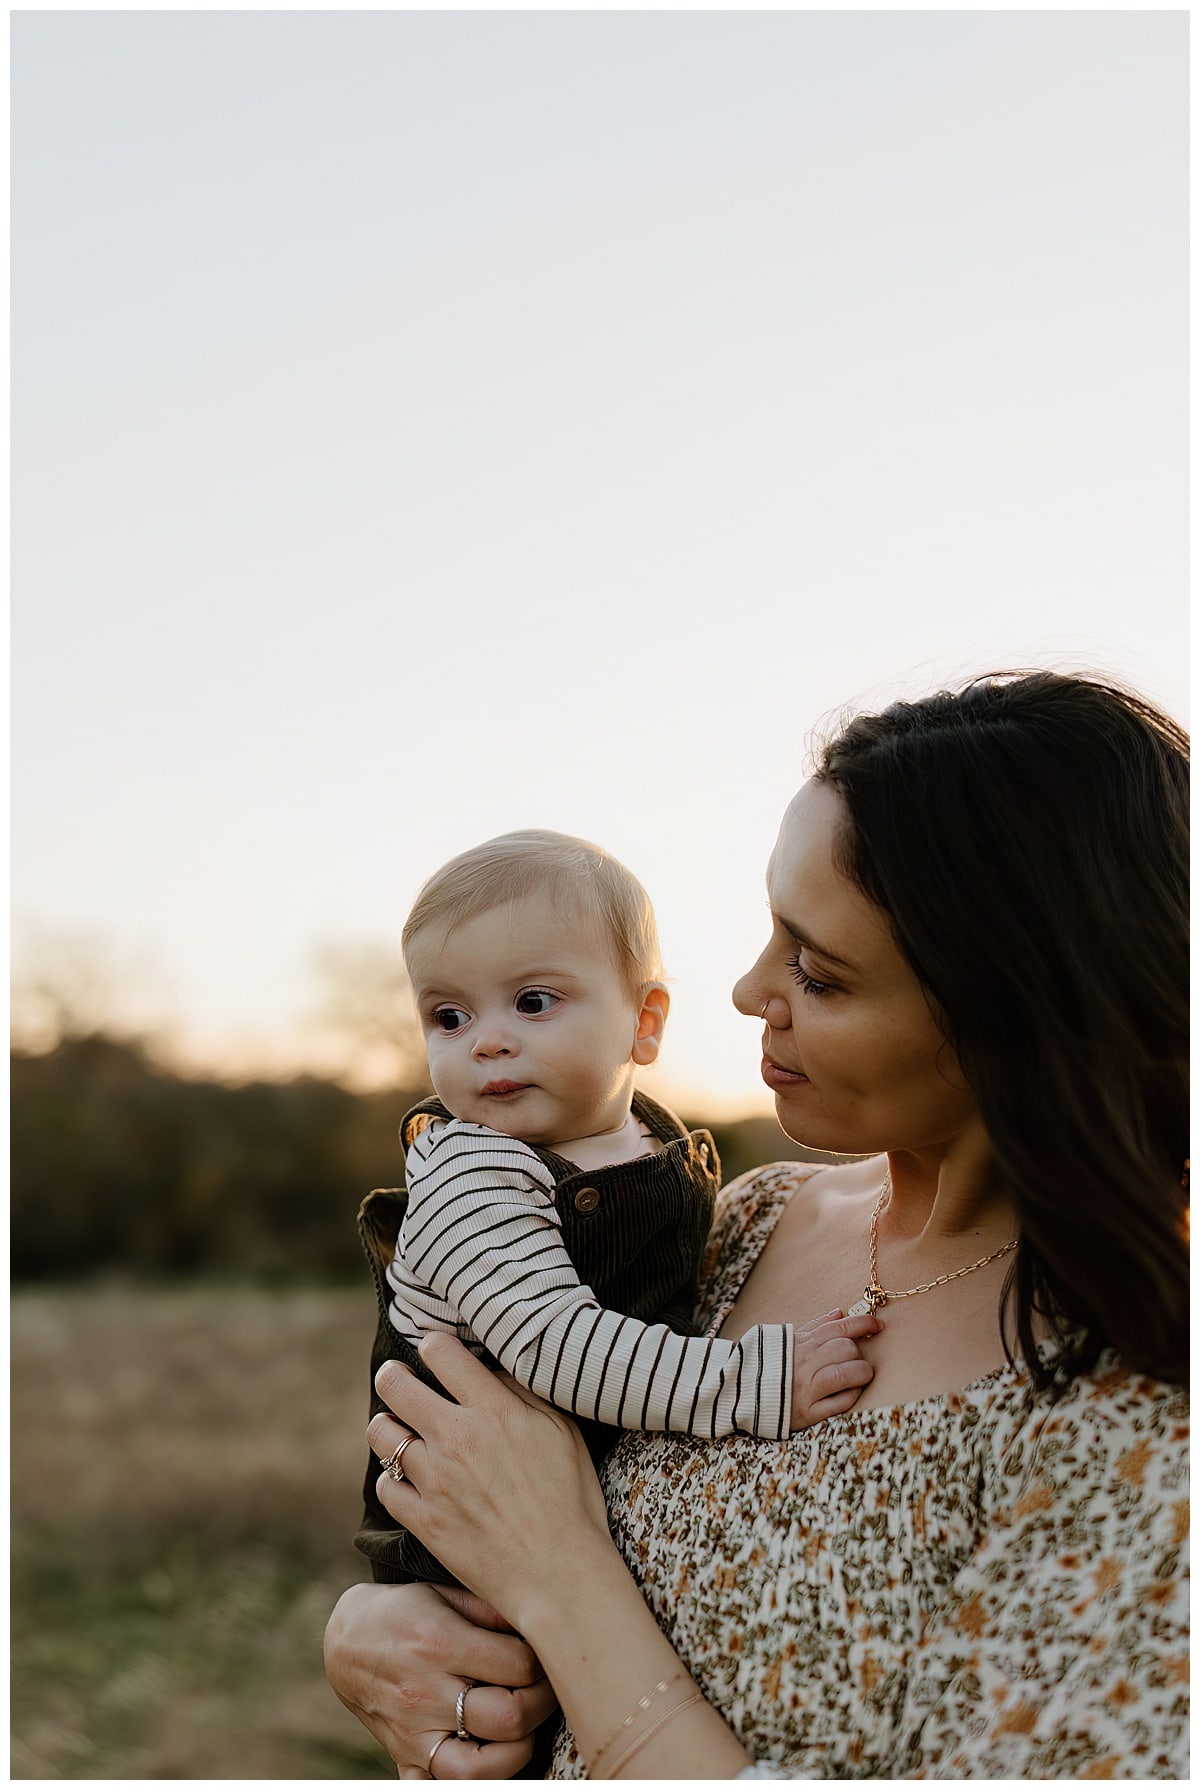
left=631, top=985, right=670, bottom=1066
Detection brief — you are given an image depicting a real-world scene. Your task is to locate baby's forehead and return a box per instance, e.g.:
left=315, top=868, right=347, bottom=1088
left=406, top=890, right=624, bottom=983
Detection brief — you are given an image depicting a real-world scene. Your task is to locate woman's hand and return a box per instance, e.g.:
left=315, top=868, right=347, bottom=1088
left=323, top=1579, right=558, bottom=1777
left=368, top=1336, right=615, bottom=1632
left=368, top=1340, right=753, bottom=1780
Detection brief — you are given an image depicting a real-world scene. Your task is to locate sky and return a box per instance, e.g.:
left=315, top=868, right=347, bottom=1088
left=11, top=10, right=1189, bottom=1118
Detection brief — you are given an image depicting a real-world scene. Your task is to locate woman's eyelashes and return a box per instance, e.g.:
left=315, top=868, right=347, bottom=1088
left=784, top=954, right=835, bottom=997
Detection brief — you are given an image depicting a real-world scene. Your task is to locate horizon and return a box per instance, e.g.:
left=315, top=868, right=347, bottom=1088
left=12, top=12, right=1187, bottom=1120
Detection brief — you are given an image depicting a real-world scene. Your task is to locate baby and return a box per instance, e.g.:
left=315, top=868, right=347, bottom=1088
left=354, top=830, right=876, bottom=1585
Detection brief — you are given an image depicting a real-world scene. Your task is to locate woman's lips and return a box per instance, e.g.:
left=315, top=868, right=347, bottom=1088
left=480, top=1080, right=531, bottom=1098
left=760, top=1055, right=809, bottom=1090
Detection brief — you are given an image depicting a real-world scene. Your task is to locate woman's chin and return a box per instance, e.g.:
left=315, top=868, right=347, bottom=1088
left=772, top=1098, right=822, bottom=1150
left=772, top=1096, right=853, bottom=1158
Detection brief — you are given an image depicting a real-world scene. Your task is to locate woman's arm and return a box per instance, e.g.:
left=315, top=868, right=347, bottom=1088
left=323, top=1580, right=559, bottom=1777
left=371, top=1338, right=754, bottom=1779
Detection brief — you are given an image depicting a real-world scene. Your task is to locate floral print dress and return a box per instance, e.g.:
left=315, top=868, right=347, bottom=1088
left=550, top=1166, right=1189, bottom=1779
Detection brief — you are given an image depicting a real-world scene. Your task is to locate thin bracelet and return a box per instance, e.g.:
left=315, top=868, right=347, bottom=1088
left=589, top=1670, right=685, bottom=1775
left=597, top=1690, right=705, bottom=1780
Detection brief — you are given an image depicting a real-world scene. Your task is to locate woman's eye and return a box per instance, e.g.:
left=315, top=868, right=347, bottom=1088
left=784, top=954, right=834, bottom=997
left=514, top=989, right=559, bottom=1017
left=431, top=1006, right=471, bottom=1033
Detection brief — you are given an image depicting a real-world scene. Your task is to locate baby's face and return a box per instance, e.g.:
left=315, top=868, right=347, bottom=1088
left=405, top=892, right=648, bottom=1147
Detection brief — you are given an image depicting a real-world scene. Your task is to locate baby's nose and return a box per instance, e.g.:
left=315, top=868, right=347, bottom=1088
left=471, top=1028, right=515, bottom=1059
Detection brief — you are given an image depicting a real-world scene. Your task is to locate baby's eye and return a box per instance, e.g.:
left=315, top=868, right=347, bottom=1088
left=431, top=1006, right=471, bottom=1033
left=514, top=989, right=559, bottom=1017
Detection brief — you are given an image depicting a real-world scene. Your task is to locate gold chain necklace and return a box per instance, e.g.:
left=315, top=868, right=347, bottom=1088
left=845, top=1174, right=1018, bottom=1317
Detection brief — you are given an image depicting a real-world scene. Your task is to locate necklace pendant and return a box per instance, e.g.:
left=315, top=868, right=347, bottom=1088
left=847, top=1286, right=886, bottom=1318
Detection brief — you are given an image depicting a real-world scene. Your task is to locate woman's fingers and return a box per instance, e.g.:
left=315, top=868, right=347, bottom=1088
left=421, top=1679, right=559, bottom=1778
left=374, top=1358, right=454, bottom=1438
left=374, top=1333, right=506, bottom=1433
left=324, top=1582, right=554, bottom=1775
left=369, top=1414, right=422, bottom=1473
left=373, top=1338, right=508, bottom=1441
left=436, top=1585, right=518, bottom=1635
left=425, top=1735, right=536, bottom=1779
left=368, top=1345, right=611, bottom=1618
left=458, top=1677, right=558, bottom=1742
left=423, top=1677, right=558, bottom=1781
left=327, top=1580, right=543, bottom=1696
left=419, top=1332, right=513, bottom=1401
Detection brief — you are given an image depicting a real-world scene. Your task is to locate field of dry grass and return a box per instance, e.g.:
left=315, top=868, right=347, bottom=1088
left=12, top=1284, right=398, bottom=1778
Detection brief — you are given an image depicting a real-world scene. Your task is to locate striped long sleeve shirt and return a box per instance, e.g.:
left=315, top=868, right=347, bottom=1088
left=386, top=1117, right=793, bottom=1440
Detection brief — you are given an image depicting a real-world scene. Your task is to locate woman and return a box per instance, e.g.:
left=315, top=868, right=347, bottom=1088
left=326, top=670, right=1189, bottom=1779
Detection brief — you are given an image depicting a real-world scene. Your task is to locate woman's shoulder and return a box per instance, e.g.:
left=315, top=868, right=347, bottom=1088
left=984, top=1349, right=1189, bottom=1531
left=1034, top=1352, right=1189, bottom=1458
left=715, top=1155, right=823, bottom=1220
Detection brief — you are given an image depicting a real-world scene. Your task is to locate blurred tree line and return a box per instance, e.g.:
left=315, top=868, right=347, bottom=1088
left=11, top=1031, right=814, bottom=1284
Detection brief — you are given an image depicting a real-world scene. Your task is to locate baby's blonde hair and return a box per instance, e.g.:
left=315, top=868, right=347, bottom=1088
left=402, top=829, right=664, bottom=998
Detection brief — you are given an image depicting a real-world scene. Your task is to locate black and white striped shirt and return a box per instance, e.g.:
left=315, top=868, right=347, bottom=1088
left=386, top=1118, right=793, bottom=1440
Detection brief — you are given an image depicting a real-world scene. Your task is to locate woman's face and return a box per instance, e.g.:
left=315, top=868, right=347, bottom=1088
left=732, top=780, right=979, bottom=1156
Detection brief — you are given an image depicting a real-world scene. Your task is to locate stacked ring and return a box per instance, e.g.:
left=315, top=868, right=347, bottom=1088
left=428, top=1732, right=453, bottom=1774
left=455, top=1682, right=475, bottom=1742
left=380, top=1435, right=416, bottom=1483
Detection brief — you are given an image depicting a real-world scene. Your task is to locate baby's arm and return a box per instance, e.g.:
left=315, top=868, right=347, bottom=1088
left=401, top=1122, right=794, bottom=1441
left=788, top=1307, right=880, bottom=1425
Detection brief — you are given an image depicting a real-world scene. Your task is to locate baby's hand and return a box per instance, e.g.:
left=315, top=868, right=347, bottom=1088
left=789, top=1308, right=882, bottom=1427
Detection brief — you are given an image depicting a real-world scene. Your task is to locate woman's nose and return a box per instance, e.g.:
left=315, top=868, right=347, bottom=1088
left=732, top=965, right=792, bottom=1030
left=759, top=994, right=792, bottom=1029
left=731, top=968, right=759, bottom=1017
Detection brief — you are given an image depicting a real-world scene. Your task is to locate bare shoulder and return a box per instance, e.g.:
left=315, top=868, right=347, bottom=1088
left=762, top=1155, right=884, bottom=1242
left=701, top=1161, right=820, bottom=1292
left=705, top=1152, right=884, bottom=1324
left=710, top=1157, right=888, bottom=1338
left=711, top=1157, right=880, bottom=1243
left=714, top=1158, right=815, bottom=1219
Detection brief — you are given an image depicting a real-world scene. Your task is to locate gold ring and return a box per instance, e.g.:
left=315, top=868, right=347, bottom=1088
left=381, top=1434, right=416, bottom=1482
left=455, top=1681, right=474, bottom=1742
left=428, top=1732, right=453, bottom=1774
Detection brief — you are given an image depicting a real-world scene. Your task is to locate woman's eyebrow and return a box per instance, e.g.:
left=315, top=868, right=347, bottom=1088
left=774, top=912, right=860, bottom=974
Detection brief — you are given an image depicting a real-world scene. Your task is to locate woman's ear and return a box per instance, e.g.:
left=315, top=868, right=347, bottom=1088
left=631, top=985, right=670, bottom=1066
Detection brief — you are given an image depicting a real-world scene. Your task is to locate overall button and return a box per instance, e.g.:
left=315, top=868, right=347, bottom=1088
left=574, top=1187, right=601, bottom=1213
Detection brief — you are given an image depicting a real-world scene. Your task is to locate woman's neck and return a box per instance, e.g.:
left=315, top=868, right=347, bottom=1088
left=882, top=1132, right=1016, bottom=1246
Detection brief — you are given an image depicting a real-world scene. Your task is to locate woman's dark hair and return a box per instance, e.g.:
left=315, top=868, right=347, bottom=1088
left=815, top=670, right=1188, bottom=1393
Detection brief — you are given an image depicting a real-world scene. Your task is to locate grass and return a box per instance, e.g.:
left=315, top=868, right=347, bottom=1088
left=11, top=1283, right=398, bottom=1779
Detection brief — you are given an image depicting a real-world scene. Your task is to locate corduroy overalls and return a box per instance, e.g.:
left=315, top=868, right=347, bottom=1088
left=353, top=1087, right=721, bottom=1587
